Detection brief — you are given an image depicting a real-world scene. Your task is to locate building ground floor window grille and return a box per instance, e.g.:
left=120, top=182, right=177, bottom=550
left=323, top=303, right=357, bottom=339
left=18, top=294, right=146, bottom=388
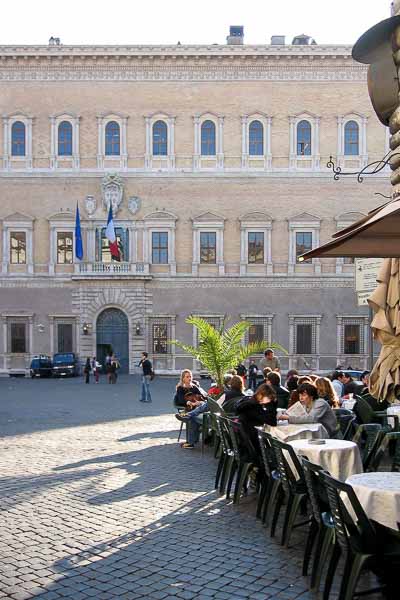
left=57, top=323, right=73, bottom=353
left=10, top=322, right=26, bottom=353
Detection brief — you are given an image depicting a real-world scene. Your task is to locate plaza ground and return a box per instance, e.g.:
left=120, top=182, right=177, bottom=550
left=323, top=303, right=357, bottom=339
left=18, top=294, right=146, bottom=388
left=1, top=375, right=316, bottom=600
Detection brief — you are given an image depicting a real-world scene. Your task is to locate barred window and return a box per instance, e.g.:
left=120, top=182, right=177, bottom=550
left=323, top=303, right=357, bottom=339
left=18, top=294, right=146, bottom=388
left=248, top=324, right=264, bottom=344
left=296, top=324, right=313, bottom=354
left=200, top=232, right=216, bottom=264
left=10, top=323, right=26, bottom=353
left=152, top=232, right=168, bottom=264
left=344, top=324, right=360, bottom=354
left=10, top=232, right=26, bottom=264
left=57, top=323, right=73, bottom=353
left=152, top=323, right=168, bottom=354
left=57, top=232, right=73, bottom=264
left=248, top=232, right=264, bottom=264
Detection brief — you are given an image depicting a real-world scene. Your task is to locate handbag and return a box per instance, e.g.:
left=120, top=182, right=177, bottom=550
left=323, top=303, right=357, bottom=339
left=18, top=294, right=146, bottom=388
left=150, top=370, right=155, bottom=381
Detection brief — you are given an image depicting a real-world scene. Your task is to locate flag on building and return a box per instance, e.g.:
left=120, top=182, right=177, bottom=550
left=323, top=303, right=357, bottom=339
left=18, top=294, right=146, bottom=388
left=105, top=203, right=120, bottom=261
left=75, top=203, right=83, bottom=260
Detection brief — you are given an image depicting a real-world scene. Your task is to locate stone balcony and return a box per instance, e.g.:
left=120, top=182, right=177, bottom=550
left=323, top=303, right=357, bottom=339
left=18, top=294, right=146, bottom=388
left=73, top=262, right=151, bottom=279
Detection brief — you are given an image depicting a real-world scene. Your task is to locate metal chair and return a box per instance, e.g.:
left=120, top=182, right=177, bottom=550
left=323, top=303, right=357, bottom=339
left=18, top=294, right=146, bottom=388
left=257, top=429, right=281, bottom=525
left=352, top=423, right=384, bottom=471
left=369, top=431, right=400, bottom=472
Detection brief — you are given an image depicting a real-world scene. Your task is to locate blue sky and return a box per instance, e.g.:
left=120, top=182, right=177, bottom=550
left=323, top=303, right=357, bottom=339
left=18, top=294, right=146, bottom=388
left=0, top=0, right=390, bottom=46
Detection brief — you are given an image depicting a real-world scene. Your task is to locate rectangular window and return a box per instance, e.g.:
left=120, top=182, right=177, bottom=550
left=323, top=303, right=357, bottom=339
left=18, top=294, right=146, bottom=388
left=344, top=324, right=360, bottom=354
left=343, top=257, right=355, bottom=265
left=11, top=323, right=26, bottom=353
left=10, top=232, right=26, bottom=264
left=57, top=232, right=73, bottom=264
left=248, top=324, right=264, bottom=344
left=152, top=232, right=168, bottom=264
left=248, top=232, right=264, bottom=264
left=57, top=323, right=73, bottom=353
left=296, top=232, right=312, bottom=263
left=296, top=323, right=312, bottom=354
left=152, top=324, right=168, bottom=354
left=200, top=232, right=216, bottom=264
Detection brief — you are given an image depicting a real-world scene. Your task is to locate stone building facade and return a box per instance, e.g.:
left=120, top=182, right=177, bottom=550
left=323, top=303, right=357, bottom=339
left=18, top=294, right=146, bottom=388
left=0, top=36, right=390, bottom=374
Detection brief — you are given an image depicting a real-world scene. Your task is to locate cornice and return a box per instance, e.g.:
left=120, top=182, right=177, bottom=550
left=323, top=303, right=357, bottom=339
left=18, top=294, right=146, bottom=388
left=0, top=44, right=367, bottom=82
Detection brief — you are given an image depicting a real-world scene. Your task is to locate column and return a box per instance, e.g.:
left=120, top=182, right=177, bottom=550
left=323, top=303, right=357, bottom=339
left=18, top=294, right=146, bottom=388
left=2, top=226, right=8, bottom=274
left=74, top=117, right=80, bottom=169
left=239, top=228, right=247, bottom=275
left=336, top=116, right=344, bottom=167
left=87, top=228, right=96, bottom=262
left=121, top=117, right=128, bottom=169
left=169, top=117, right=176, bottom=169
left=169, top=228, right=176, bottom=275
left=27, top=228, right=34, bottom=275
left=265, top=116, right=272, bottom=170
left=361, top=116, right=368, bottom=166
left=50, top=116, right=56, bottom=169
left=145, top=117, right=151, bottom=169
left=96, top=116, right=103, bottom=169
left=3, top=117, right=9, bottom=170
left=217, top=116, right=224, bottom=169
left=241, top=116, right=248, bottom=168
left=217, top=229, right=224, bottom=275
left=191, top=229, right=198, bottom=275
left=266, top=227, right=273, bottom=275
left=313, top=117, right=321, bottom=170
left=49, top=227, right=55, bottom=275
left=193, top=116, right=200, bottom=170
left=288, top=116, right=296, bottom=170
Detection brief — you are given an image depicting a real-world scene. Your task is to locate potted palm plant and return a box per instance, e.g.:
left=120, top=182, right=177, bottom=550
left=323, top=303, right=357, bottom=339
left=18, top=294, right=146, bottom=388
left=173, top=316, right=287, bottom=391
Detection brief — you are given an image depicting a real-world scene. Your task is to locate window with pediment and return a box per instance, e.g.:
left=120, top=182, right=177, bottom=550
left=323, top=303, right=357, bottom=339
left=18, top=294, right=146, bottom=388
left=288, top=213, right=321, bottom=274
left=96, top=113, right=128, bottom=169
left=344, top=120, right=359, bottom=156
left=11, top=121, right=26, bottom=156
left=58, top=121, right=73, bottom=156
left=105, top=121, right=120, bottom=156
left=201, top=120, right=216, bottom=156
left=289, top=113, right=320, bottom=170
left=3, top=114, right=33, bottom=169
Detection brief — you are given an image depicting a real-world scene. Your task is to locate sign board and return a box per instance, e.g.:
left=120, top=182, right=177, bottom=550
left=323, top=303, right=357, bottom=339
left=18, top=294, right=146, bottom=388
left=355, top=258, right=384, bottom=307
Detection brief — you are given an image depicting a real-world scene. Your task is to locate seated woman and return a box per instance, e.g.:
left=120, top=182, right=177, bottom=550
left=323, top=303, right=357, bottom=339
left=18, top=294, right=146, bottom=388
left=315, top=376, right=339, bottom=408
left=236, top=383, right=277, bottom=451
left=173, top=369, right=204, bottom=409
left=221, top=375, right=245, bottom=413
left=279, top=382, right=337, bottom=437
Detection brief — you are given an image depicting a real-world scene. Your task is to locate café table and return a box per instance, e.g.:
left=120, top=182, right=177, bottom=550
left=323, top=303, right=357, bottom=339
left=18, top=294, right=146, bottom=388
left=266, top=423, right=328, bottom=442
left=288, top=438, right=363, bottom=481
left=346, top=472, right=400, bottom=530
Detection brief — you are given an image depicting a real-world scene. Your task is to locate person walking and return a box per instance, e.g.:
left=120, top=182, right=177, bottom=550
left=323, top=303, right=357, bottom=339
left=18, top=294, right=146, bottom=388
left=248, top=359, right=258, bottom=391
left=91, top=356, right=101, bottom=383
left=83, top=357, right=91, bottom=384
left=109, top=355, right=120, bottom=384
left=139, top=351, right=153, bottom=402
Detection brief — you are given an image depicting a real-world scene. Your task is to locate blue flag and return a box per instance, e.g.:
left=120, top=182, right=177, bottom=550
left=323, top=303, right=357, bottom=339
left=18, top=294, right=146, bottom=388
left=75, top=203, right=83, bottom=260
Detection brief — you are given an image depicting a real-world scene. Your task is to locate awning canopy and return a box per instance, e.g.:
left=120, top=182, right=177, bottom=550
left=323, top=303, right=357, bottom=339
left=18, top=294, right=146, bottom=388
left=299, top=198, right=400, bottom=260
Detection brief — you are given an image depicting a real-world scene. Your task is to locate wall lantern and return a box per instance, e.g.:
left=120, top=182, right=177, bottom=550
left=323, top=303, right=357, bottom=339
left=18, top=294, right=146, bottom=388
left=37, top=323, right=45, bottom=333
left=82, top=322, right=91, bottom=335
left=135, top=322, right=141, bottom=336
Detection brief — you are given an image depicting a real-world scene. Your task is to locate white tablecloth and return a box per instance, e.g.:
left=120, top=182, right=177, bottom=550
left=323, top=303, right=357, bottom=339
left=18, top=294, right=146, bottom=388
left=346, top=472, right=400, bottom=530
left=387, top=405, right=400, bottom=429
left=289, top=439, right=363, bottom=481
left=267, top=423, right=327, bottom=442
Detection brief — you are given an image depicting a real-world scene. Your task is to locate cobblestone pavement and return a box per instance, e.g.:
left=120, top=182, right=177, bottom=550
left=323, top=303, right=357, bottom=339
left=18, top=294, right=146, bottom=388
left=0, top=375, right=316, bottom=600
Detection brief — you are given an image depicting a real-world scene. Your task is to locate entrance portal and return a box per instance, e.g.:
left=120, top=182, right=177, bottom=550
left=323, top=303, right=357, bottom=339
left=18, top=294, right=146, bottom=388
left=96, top=308, right=129, bottom=373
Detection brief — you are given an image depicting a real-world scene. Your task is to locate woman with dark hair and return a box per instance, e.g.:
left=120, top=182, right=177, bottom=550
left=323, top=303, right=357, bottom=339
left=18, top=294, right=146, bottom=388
left=236, top=383, right=277, bottom=450
left=279, top=382, right=337, bottom=437
left=286, top=374, right=299, bottom=408
left=83, top=357, right=91, bottom=384
left=222, top=375, right=245, bottom=413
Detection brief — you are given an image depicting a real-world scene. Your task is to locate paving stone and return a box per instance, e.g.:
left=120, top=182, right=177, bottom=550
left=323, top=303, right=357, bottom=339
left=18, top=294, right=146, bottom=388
left=0, top=376, right=317, bottom=600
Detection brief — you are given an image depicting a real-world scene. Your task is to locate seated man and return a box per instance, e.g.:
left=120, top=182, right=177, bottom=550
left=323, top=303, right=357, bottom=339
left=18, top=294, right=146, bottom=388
left=266, top=371, right=290, bottom=409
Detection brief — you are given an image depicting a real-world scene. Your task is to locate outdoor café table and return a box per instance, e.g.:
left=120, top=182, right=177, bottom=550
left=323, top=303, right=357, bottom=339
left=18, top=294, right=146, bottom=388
left=345, top=472, right=400, bottom=531
left=266, top=423, right=328, bottom=442
left=288, top=438, right=363, bottom=481
left=387, top=405, right=400, bottom=429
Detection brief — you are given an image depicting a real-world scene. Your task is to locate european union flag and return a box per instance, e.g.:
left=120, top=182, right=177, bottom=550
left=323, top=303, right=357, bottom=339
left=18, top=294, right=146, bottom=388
left=75, top=203, right=83, bottom=260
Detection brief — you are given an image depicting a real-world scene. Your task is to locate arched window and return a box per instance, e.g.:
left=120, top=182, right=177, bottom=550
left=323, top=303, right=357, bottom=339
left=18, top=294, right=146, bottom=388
left=152, top=120, right=168, bottom=156
left=296, top=120, right=311, bottom=156
left=344, top=120, right=359, bottom=156
left=201, top=120, right=216, bottom=156
left=11, top=121, right=26, bottom=156
left=58, top=121, right=73, bottom=156
left=105, top=121, right=120, bottom=156
left=249, top=120, right=264, bottom=156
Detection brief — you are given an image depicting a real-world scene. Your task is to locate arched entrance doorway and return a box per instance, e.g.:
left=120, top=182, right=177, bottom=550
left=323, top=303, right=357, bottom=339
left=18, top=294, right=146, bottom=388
left=96, top=308, right=129, bottom=373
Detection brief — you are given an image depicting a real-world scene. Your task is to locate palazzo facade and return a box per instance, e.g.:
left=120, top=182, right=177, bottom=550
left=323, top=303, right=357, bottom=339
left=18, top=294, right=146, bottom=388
left=0, top=34, right=390, bottom=374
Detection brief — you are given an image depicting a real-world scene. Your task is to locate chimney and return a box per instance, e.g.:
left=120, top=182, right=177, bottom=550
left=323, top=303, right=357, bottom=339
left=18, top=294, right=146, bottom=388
left=227, top=26, right=244, bottom=45
left=271, top=35, right=285, bottom=45
left=291, top=34, right=317, bottom=45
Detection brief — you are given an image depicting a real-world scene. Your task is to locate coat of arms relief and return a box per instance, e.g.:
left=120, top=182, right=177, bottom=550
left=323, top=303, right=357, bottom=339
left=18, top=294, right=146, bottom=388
left=102, top=173, right=124, bottom=216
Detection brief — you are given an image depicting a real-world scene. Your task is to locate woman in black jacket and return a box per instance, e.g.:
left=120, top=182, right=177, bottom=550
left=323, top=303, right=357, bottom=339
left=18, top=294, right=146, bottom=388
left=236, top=383, right=277, bottom=451
left=173, top=369, right=203, bottom=408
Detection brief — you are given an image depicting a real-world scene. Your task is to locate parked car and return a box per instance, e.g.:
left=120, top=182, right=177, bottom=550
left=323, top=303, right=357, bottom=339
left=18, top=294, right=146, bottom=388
left=52, top=352, right=79, bottom=377
left=30, top=355, right=53, bottom=378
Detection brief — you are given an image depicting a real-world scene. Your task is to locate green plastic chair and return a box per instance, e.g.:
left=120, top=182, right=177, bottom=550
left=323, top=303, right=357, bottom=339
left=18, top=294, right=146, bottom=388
left=256, top=429, right=281, bottom=525
left=221, top=416, right=256, bottom=504
left=352, top=423, right=384, bottom=471
left=269, top=437, right=310, bottom=547
left=369, top=431, right=400, bottom=472
left=320, top=471, right=400, bottom=600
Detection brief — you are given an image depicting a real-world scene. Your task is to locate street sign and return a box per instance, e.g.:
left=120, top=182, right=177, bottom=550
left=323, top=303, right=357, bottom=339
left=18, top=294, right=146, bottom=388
left=355, top=258, right=384, bottom=307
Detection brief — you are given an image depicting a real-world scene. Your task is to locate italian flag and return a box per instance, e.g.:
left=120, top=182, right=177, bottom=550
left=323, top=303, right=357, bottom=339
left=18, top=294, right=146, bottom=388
left=106, top=203, right=120, bottom=261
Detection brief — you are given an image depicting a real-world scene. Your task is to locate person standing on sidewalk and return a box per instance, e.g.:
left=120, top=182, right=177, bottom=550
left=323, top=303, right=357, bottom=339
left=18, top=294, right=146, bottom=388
left=139, top=351, right=153, bottom=402
left=84, top=357, right=91, bottom=384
